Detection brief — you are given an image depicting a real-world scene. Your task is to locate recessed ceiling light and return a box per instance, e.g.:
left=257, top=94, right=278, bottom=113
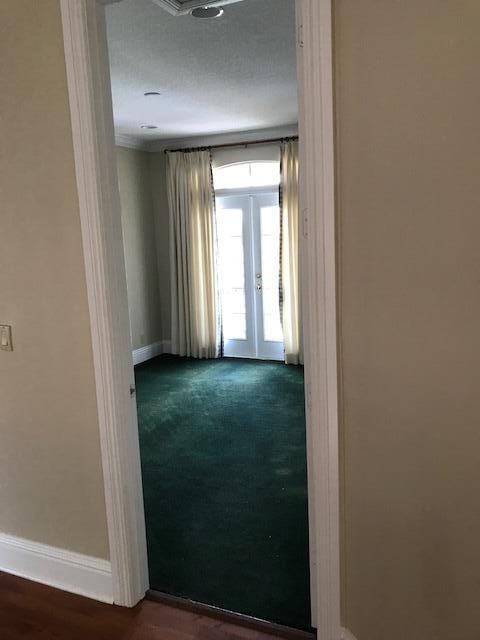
left=144, top=91, right=161, bottom=96
left=140, top=124, right=158, bottom=130
left=191, top=6, right=224, bottom=18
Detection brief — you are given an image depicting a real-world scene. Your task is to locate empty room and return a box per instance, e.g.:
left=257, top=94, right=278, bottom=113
left=108, top=0, right=310, bottom=631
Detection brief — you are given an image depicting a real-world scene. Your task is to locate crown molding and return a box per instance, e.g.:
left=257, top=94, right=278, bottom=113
left=115, top=125, right=298, bottom=154
left=144, top=124, right=299, bottom=153
left=150, top=0, right=243, bottom=16
left=115, top=134, right=151, bottom=151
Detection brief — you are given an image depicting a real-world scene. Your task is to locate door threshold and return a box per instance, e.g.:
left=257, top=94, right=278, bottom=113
left=146, top=589, right=315, bottom=640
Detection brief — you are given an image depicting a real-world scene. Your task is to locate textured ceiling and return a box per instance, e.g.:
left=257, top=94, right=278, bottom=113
left=105, top=0, right=297, bottom=141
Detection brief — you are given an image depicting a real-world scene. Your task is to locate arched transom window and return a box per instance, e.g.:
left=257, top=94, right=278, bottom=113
left=213, top=161, right=280, bottom=191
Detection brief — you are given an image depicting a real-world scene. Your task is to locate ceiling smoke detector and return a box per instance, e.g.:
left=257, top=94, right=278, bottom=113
left=191, top=6, right=224, bottom=18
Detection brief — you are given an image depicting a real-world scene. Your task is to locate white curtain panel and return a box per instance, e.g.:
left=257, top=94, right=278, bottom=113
left=167, top=150, right=218, bottom=359
left=280, top=140, right=303, bottom=365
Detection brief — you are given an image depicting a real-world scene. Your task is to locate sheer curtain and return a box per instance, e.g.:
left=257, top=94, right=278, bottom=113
left=167, top=150, right=219, bottom=359
left=280, top=140, right=303, bottom=365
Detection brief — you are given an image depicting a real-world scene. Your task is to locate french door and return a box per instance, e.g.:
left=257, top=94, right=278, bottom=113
left=216, top=191, right=284, bottom=361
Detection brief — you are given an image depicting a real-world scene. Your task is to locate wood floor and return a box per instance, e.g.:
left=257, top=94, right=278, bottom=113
left=0, top=572, right=303, bottom=640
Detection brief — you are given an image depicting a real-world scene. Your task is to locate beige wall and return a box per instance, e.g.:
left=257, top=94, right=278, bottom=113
left=116, top=147, right=162, bottom=350
left=335, top=1, right=480, bottom=638
left=0, top=0, right=109, bottom=559
left=148, top=152, right=171, bottom=343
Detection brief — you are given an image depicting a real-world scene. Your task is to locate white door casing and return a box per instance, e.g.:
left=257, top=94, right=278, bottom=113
left=296, top=0, right=341, bottom=636
left=60, top=2, right=341, bottom=639
left=60, top=0, right=149, bottom=607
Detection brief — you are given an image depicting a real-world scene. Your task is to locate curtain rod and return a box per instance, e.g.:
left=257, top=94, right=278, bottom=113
left=164, top=135, right=298, bottom=154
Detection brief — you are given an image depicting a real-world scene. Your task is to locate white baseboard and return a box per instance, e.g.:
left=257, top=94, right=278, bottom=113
left=0, top=532, right=113, bottom=603
left=132, top=340, right=172, bottom=365
left=341, top=627, right=359, bottom=640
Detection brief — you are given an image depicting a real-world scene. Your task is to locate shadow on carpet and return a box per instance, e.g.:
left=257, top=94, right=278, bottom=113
left=135, top=355, right=311, bottom=631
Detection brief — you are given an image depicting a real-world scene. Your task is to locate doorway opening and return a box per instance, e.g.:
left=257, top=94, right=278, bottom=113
left=106, top=0, right=309, bottom=630
left=61, top=0, right=341, bottom=637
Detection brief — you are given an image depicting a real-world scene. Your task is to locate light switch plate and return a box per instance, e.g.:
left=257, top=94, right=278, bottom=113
left=0, top=325, right=13, bottom=351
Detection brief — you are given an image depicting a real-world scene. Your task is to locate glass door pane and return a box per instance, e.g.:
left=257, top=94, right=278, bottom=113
left=216, top=196, right=256, bottom=358
left=217, top=207, right=246, bottom=340
left=252, top=193, right=284, bottom=361
left=260, top=205, right=283, bottom=343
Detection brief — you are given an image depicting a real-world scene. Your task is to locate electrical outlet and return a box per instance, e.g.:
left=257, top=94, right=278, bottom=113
left=0, top=325, right=13, bottom=351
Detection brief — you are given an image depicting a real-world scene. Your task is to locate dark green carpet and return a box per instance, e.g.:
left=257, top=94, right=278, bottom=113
left=134, top=355, right=311, bottom=631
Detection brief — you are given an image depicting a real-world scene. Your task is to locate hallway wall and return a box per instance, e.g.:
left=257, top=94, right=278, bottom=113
left=0, top=0, right=109, bottom=559
left=335, top=1, right=480, bottom=638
